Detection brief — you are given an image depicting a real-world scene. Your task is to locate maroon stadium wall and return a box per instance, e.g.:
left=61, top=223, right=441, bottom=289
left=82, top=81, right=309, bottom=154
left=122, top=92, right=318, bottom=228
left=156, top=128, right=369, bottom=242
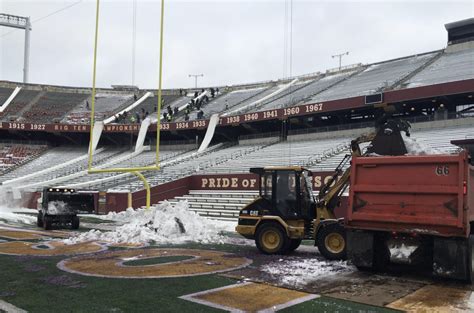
left=104, top=172, right=347, bottom=217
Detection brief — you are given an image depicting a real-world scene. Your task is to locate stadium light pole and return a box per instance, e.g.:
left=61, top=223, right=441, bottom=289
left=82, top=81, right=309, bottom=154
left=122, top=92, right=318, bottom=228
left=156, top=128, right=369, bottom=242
left=188, top=74, right=203, bottom=89
left=0, top=13, right=32, bottom=83
left=332, top=51, right=349, bottom=71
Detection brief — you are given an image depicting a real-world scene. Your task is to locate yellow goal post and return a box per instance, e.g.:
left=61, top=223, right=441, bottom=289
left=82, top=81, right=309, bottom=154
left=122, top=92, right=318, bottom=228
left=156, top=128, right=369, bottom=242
left=87, top=0, right=166, bottom=208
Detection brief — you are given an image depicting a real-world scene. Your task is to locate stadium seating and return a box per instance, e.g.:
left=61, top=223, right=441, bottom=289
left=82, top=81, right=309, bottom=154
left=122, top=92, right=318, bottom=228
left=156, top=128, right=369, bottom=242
left=403, top=48, right=474, bottom=88
left=7, top=144, right=196, bottom=192
left=255, top=70, right=358, bottom=112
left=0, top=46, right=471, bottom=125
left=20, top=92, right=89, bottom=123
left=0, top=147, right=127, bottom=185
left=308, top=53, right=438, bottom=103
left=123, top=94, right=180, bottom=123
left=0, top=87, right=13, bottom=106
left=186, top=87, right=269, bottom=120
left=1, top=89, right=41, bottom=121
left=0, top=143, right=47, bottom=173
left=63, top=93, right=135, bottom=124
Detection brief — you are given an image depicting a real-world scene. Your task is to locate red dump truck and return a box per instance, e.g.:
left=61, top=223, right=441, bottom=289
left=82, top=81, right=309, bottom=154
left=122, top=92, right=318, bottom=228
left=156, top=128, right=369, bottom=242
left=346, top=150, right=474, bottom=281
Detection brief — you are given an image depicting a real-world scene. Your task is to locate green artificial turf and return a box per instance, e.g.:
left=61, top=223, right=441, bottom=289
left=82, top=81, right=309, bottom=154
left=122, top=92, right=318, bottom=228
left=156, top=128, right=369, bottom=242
left=0, top=253, right=234, bottom=313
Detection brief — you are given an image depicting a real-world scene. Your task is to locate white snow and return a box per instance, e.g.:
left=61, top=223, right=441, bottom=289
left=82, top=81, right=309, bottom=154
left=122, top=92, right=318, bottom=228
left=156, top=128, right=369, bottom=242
left=0, top=205, right=36, bottom=225
left=64, top=201, right=233, bottom=245
left=47, top=201, right=69, bottom=214
left=403, top=134, right=444, bottom=155
left=0, top=187, right=36, bottom=225
left=389, top=243, right=417, bottom=260
left=261, top=257, right=355, bottom=287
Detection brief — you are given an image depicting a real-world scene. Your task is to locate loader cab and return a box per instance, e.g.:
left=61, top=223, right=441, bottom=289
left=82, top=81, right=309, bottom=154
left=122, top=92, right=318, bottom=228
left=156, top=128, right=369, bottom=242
left=251, top=167, right=315, bottom=220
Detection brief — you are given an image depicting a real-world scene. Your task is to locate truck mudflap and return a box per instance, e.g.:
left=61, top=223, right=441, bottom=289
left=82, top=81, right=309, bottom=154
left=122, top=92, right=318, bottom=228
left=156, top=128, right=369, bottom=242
left=347, top=230, right=375, bottom=268
left=346, top=230, right=390, bottom=270
left=433, top=235, right=474, bottom=282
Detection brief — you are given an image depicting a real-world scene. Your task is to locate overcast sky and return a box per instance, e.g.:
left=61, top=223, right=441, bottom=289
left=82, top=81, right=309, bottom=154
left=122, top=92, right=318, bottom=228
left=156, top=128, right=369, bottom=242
left=0, top=0, right=472, bottom=89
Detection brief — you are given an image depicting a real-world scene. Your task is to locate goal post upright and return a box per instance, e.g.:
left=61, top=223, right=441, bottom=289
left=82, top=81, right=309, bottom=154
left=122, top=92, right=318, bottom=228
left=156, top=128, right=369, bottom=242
left=87, top=0, right=166, bottom=209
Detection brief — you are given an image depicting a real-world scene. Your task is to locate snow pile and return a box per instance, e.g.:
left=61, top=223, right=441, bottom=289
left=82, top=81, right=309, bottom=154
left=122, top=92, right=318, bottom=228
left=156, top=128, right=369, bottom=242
left=64, top=201, right=229, bottom=245
left=0, top=186, right=36, bottom=225
left=403, top=134, right=444, bottom=155
left=0, top=205, right=36, bottom=225
left=261, top=257, right=355, bottom=287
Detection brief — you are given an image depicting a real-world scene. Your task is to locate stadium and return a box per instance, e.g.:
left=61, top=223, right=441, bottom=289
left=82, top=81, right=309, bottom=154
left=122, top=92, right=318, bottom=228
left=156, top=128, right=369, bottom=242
left=0, top=1, right=473, bottom=312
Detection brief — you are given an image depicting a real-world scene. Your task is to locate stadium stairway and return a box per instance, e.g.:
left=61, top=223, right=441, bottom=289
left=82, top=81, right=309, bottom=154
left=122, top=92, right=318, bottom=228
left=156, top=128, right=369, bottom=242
left=163, top=190, right=259, bottom=221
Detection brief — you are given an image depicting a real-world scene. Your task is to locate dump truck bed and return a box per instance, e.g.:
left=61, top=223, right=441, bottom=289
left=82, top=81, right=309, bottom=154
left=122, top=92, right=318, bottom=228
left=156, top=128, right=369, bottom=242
left=346, top=151, right=474, bottom=237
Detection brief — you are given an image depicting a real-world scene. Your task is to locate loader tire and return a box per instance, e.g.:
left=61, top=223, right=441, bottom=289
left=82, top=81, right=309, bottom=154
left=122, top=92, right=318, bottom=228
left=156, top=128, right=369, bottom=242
left=256, top=222, right=290, bottom=255
left=71, top=216, right=80, bottom=230
left=36, top=214, right=43, bottom=228
left=43, top=216, right=52, bottom=231
left=317, top=223, right=347, bottom=260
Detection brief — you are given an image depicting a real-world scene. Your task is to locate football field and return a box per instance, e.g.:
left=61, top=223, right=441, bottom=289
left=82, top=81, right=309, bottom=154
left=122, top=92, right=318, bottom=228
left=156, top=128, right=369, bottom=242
left=0, top=215, right=472, bottom=313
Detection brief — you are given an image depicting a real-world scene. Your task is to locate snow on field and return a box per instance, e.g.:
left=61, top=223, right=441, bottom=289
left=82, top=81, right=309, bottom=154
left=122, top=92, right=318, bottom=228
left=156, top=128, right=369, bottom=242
left=65, top=201, right=233, bottom=245
left=261, top=257, right=355, bottom=287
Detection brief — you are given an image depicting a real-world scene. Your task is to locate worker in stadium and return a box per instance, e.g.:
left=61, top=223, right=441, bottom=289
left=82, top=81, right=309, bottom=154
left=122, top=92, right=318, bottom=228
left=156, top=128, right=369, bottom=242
left=197, top=109, right=204, bottom=119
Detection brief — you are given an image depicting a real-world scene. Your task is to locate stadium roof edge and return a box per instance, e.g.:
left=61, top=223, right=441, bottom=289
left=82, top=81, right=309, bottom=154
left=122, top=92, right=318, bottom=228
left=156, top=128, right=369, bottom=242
left=445, top=18, right=474, bottom=30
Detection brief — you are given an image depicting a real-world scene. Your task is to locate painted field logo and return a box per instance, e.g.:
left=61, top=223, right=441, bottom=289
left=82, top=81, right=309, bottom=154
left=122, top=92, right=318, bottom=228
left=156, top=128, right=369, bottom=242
left=58, top=248, right=252, bottom=279
left=0, top=241, right=105, bottom=256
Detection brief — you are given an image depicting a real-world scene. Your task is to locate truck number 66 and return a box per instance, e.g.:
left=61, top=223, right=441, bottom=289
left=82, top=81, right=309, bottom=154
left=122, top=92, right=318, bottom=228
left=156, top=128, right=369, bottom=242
left=435, top=165, right=449, bottom=176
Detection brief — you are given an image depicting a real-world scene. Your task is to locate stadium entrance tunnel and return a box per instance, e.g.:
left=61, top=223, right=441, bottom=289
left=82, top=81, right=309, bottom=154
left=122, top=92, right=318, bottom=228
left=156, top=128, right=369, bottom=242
left=58, top=248, right=252, bottom=279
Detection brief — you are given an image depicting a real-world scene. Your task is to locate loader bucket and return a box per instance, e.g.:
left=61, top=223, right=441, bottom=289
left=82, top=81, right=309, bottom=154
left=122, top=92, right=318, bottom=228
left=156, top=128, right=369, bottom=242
left=367, top=119, right=409, bottom=156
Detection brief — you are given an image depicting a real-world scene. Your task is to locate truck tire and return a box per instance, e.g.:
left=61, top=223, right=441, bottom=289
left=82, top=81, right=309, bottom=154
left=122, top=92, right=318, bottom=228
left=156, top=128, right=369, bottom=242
left=288, top=239, right=302, bottom=252
left=37, top=214, right=43, bottom=228
left=71, top=216, right=80, bottom=230
left=43, top=216, right=52, bottom=230
left=317, top=223, right=347, bottom=260
left=256, top=222, right=290, bottom=255
left=468, top=235, right=474, bottom=283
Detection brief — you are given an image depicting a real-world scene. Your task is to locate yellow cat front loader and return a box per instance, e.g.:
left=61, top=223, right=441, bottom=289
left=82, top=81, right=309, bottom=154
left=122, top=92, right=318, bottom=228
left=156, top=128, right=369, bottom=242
left=235, top=118, right=411, bottom=260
